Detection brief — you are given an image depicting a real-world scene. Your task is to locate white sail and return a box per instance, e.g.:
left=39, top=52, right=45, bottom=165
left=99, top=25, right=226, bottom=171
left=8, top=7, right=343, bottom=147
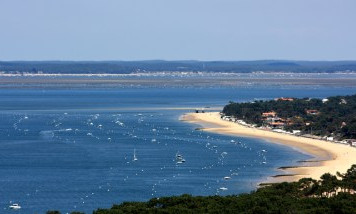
left=133, top=149, right=138, bottom=161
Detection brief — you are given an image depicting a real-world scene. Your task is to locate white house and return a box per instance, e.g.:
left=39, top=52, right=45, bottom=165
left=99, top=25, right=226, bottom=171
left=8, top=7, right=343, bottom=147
left=322, top=98, right=329, bottom=103
left=292, top=130, right=301, bottom=135
left=326, top=136, right=334, bottom=141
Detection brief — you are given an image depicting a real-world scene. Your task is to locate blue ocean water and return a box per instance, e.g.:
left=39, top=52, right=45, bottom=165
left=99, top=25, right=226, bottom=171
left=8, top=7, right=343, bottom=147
left=1, top=86, right=356, bottom=213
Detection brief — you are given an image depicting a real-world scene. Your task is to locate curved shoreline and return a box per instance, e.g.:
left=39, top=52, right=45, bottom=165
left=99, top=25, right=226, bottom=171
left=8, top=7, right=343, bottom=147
left=181, top=112, right=356, bottom=183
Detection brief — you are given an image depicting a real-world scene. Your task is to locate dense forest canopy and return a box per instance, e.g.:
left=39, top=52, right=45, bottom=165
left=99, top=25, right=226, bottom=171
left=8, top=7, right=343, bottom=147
left=222, top=94, right=356, bottom=140
left=1, top=60, right=356, bottom=74
left=48, top=165, right=356, bottom=213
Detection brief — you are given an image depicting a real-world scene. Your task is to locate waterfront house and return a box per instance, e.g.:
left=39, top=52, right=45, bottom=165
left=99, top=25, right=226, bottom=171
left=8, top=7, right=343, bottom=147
left=306, top=109, right=319, bottom=115
left=326, top=136, right=334, bottom=141
left=275, top=97, right=294, bottom=101
left=262, top=111, right=277, bottom=118
left=292, top=130, right=301, bottom=135
left=344, top=139, right=356, bottom=147
left=339, top=99, right=347, bottom=104
left=269, top=122, right=285, bottom=129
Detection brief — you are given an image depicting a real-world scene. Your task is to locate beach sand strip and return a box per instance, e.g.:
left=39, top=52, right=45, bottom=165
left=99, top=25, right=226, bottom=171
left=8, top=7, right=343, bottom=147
left=181, top=112, right=356, bottom=183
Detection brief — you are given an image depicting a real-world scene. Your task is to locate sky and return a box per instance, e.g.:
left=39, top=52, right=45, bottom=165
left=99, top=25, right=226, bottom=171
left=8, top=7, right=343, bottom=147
left=0, top=0, right=355, bottom=61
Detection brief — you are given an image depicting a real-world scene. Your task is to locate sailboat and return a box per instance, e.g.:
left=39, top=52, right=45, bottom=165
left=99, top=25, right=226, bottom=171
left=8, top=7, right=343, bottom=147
left=133, top=149, right=138, bottom=161
left=175, top=152, right=185, bottom=164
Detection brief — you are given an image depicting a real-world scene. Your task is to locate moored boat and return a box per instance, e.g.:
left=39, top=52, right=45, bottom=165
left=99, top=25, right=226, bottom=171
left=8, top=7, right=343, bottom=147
left=9, top=203, right=21, bottom=210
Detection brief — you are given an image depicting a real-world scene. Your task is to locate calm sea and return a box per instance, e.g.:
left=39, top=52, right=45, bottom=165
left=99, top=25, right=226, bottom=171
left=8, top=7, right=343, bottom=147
left=1, top=85, right=356, bottom=213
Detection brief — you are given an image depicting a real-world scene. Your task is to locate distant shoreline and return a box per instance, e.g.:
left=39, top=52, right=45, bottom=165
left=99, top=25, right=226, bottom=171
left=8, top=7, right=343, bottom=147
left=1, top=60, right=356, bottom=74
left=1, top=71, right=356, bottom=77
left=181, top=112, right=356, bottom=183
left=1, top=73, right=356, bottom=88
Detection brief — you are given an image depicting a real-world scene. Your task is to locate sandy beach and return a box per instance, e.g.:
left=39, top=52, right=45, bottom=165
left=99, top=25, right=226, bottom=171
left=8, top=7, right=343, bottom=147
left=182, top=112, right=356, bottom=183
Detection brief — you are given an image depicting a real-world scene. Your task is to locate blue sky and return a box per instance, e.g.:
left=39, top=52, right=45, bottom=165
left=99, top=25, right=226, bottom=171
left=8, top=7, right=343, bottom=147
left=0, top=0, right=355, bottom=61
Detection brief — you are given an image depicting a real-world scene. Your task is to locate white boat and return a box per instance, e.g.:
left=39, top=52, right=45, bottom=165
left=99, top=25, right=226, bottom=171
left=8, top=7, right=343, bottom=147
left=133, top=149, right=138, bottom=161
left=176, top=152, right=185, bottom=163
left=219, top=187, right=228, bottom=191
left=9, top=203, right=21, bottom=209
left=223, top=176, right=231, bottom=180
